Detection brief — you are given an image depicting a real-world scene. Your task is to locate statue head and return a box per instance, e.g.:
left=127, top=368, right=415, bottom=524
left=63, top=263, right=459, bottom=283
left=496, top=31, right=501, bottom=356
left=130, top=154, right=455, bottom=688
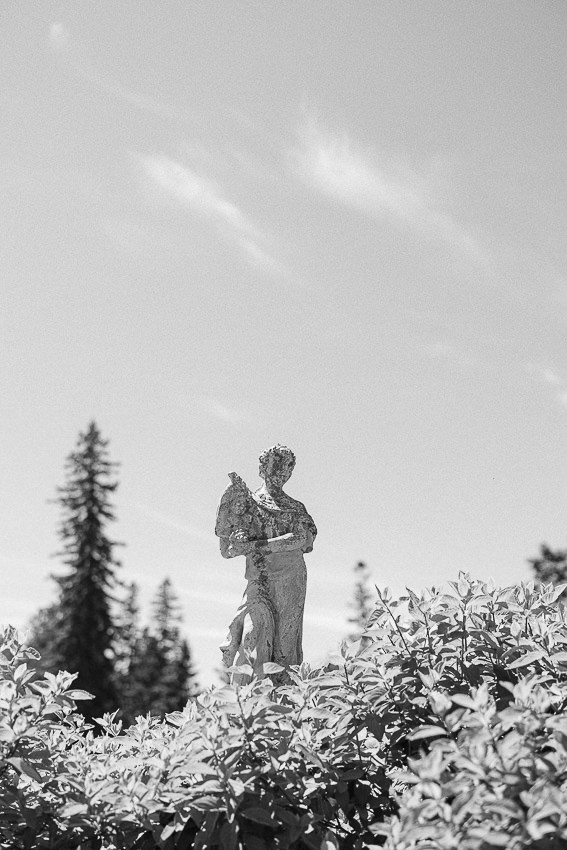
left=258, top=444, right=296, bottom=489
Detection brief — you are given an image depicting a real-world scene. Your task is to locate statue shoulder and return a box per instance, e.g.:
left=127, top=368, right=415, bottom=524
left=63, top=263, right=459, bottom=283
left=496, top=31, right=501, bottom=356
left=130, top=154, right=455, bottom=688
left=284, top=495, right=317, bottom=532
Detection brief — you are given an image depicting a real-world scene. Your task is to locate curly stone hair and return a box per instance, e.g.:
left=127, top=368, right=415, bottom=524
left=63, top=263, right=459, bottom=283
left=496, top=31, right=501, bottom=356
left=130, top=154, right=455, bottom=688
left=258, top=444, right=296, bottom=477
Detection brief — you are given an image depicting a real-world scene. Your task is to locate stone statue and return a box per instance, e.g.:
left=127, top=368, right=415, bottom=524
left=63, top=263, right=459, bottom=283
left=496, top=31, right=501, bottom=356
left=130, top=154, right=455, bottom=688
left=215, top=445, right=317, bottom=684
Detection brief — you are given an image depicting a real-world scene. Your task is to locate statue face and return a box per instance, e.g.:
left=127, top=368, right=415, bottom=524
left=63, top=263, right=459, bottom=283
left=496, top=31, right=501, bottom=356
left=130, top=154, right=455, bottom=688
left=262, top=452, right=294, bottom=488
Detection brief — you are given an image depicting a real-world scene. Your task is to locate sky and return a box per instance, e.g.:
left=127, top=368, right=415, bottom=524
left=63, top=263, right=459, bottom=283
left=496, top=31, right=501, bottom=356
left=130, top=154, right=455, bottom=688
left=1, top=2, right=566, bottom=686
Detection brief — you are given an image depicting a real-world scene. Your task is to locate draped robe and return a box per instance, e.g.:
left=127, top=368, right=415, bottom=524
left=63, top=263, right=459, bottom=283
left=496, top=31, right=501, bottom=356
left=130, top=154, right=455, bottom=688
left=217, top=486, right=317, bottom=684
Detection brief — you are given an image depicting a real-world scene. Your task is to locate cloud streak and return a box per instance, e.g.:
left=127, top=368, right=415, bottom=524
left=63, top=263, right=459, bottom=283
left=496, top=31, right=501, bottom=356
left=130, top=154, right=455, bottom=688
left=49, top=22, right=184, bottom=121
left=198, top=397, right=251, bottom=425
left=138, top=153, right=281, bottom=273
left=292, top=119, right=488, bottom=267
left=176, top=394, right=251, bottom=426
left=526, top=363, right=567, bottom=410
left=49, top=22, right=69, bottom=49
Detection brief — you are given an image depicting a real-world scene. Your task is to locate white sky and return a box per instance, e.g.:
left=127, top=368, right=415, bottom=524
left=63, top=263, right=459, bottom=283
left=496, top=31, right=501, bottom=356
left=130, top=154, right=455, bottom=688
left=1, top=2, right=566, bottom=685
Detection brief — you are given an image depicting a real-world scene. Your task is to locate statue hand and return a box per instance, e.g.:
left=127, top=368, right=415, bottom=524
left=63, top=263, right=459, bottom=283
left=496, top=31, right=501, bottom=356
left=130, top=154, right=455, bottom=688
left=228, top=530, right=254, bottom=556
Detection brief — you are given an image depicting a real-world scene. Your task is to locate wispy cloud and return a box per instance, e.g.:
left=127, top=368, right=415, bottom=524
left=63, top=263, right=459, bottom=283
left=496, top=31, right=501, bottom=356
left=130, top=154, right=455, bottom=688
left=176, top=394, right=252, bottom=426
left=291, top=118, right=488, bottom=268
left=140, top=154, right=257, bottom=234
left=49, top=22, right=69, bottom=49
left=526, top=363, right=567, bottom=410
left=138, top=153, right=281, bottom=273
left=539, top=368, right=562, bottom=387
left=198, top=397, right=251, bottom=425
left=49, top=24, right=286, bottom=276
left=49, top=22, right=185, bottom=121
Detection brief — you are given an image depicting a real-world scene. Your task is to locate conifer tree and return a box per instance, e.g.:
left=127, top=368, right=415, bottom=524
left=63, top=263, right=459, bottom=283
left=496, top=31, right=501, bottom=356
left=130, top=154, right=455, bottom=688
left=40, top=421, right=121, bottom=718
left=529, top=544, right=567, bottom=598
left=27, top=603, right=64, bottom=673
left=148, top=578, right=199, bottom=713
left=118, top=578, right=198, bottom=723
left=347, top=560, right=375, bottom=641
left=114, top=582, right=140, bottom=673
left=113, top=582, right=142, bottom=719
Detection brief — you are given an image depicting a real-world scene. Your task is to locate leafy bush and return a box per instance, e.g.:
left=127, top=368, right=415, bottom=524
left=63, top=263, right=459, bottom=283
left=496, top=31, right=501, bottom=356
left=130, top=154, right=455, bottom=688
left=0, top=625, right=390, bottom=849
left=369, top=577, right=567, bottom=849
left=2, top=574, right=567, bottom=849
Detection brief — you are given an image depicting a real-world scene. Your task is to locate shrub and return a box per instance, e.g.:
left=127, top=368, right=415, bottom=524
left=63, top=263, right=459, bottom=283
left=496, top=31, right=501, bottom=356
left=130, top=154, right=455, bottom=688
left=2, top=574, right=567, bottom=849
left=0, top=627, right=390, bottom=849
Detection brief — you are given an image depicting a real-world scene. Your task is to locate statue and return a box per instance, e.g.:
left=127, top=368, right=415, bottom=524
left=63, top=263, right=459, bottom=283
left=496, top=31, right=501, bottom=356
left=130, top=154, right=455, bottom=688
left=215, top=445, right=317, bottom=684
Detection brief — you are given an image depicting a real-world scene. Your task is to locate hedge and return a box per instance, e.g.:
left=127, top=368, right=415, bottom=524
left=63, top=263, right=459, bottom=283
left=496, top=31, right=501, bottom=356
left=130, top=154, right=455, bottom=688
left=2, top=574, right=567, bottom=849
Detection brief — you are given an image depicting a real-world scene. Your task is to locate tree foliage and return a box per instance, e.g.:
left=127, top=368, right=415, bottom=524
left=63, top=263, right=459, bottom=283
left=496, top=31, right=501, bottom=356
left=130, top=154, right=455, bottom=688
left=347, top=560, right=375, bottom=641
left=6, top=574, right=567, bottom=849
left=30, top=421, right=122, bottom=719
left=119, top=579, right=199, bottom=723
left=29, top=425, right=199, bottom=726
left=529, top=543, right=567, bottom=598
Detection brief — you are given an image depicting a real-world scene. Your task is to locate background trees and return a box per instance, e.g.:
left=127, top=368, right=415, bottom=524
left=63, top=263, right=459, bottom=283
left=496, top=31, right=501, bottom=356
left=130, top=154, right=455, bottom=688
left=529, top=543, right=567, bottom=598
left=346, top=560, right=375, bottom=642
left=29, top=421, right=198, bottom=723
left=117, top=579, right=199, bottom=724
left=31, top=421, right=122, bottom=718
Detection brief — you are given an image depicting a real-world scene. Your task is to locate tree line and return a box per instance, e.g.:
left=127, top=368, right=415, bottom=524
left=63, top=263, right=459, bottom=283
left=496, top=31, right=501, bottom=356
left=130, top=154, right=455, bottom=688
left=28, top=421, right=199, bottom=724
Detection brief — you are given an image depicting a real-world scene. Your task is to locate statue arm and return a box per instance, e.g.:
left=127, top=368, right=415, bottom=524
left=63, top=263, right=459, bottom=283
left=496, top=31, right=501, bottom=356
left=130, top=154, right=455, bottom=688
left=220, top=528, right=308, bottom=558
left=252, top=528, right=308, bottom=554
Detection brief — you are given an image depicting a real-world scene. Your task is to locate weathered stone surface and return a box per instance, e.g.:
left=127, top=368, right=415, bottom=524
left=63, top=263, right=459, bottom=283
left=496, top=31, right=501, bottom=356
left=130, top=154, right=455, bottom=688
left=215, top=445, right=316, bottom=684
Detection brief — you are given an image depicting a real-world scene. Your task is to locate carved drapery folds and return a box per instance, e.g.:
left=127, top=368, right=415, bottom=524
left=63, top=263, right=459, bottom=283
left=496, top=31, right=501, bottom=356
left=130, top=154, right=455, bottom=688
left=215, top=445, right=316, bottom=684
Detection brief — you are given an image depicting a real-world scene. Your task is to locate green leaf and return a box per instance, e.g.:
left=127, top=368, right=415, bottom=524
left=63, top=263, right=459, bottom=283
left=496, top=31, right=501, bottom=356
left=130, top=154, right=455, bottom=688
left=61, top=802, right=88, bottom=817
left=451, top=693, right=476, bottom=709
left=5, top=757, right=42, bottom=783
left=228, top=663, right=253, bottom=676
left=66, top=689, right=94, bottom=701
left=341, top=767, right=364, bottom=780
left=183, top=761, right=214, bottom=775
left=407, top=725, right=446, bottom=741
left=261, top=662, right=284, bottom=674
left=241, top=807, right=276, bottom=827
left=161, top=823, right=177, bottom=841
left=549, top=584, right=567, bottom=602
left=240, top=837, right=267, bottom=850
left=508, top=650, right=545, bottom=669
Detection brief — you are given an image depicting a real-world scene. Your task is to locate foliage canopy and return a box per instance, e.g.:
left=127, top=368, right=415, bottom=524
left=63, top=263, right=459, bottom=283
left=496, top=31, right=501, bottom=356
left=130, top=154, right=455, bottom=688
left=4, top=574, right=567, bottom=849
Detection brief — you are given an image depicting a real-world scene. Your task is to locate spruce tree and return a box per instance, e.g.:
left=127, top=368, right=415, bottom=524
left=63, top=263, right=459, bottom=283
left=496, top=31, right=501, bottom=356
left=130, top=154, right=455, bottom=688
left=27, top=603, right=65, bottom=673
left=49, top=421, right=121, bottom=718
left=529, top=544, right=567, bottom=598
left=113, top=581, right=141, bottom=720
left=118, top=578, right=199, bottom=723
left=149, top=578, right=199, bottom=714
left=347, top=560, right=375, bottom=642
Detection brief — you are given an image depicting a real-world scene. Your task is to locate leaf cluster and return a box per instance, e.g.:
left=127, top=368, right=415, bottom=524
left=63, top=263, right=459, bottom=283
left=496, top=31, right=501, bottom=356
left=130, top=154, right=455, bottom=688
left=4, top=573, right=567, bottom=849
left=366, top=574, right=567, bottom=848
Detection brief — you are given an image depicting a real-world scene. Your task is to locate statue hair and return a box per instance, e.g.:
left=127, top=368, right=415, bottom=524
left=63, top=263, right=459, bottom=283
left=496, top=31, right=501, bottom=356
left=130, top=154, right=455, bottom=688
left=258, top=444, right=296, bottom=476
